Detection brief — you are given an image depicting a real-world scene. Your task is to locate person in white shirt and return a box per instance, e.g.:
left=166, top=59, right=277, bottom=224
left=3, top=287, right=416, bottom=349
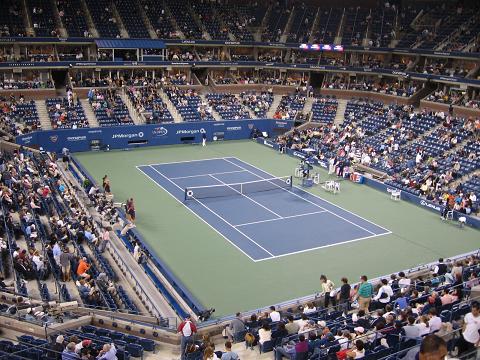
left=258, top=322, right=272, bottom=345
left=415, top=316, right=430, bottom=337
left=458, top=302, right=480, bottom=356
left=398, top=272, right=411, bottom=292
left=269, top=306, right=281, bottom=322
left=427, top=309, right=442, bottom=333
left=372, top=279, right=394, bottom=308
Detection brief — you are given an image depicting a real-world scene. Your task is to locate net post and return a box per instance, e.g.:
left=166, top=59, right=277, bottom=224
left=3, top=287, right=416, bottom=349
left=289, top=175, right=293, bottom=188
left=240, top=183, right=243, bottom=194
left=184, top=188, right=188, bottom=201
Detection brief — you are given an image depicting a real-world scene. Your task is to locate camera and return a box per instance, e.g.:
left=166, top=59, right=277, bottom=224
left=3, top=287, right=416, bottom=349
left=198, top=308, right=215, bottom=321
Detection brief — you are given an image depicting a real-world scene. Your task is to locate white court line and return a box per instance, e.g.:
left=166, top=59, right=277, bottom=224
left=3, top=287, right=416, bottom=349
left=137, top=157, right=230, bottom=168
left=209, top=174, right=283, bottom=219
left=147, top=165, right=276, bottom=259
left=229, top=157, right=392, bottom=234
left=170, top=170, right=247, bottom=180
left=223, top=157, right=392, bottom=236
left=136, top=165, right=262, bottom=262
left=254, top=232, right=391, bottom=262
left=234, top=210, right=328, bottom=227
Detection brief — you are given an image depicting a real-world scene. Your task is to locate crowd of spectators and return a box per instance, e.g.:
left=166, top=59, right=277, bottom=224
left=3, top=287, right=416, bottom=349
left=216, top=254, right=480, bottom=359
left=240, top=91, right=273, bottom=118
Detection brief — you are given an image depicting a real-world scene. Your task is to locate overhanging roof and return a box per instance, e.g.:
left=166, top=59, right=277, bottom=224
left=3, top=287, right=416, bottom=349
left=95, top=39, right=165, bottom=49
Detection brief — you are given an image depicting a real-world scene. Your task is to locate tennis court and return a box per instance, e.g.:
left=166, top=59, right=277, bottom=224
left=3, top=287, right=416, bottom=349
left=137, top=157, right=391, bottom=261
left=75, top=141, right=480, bottom=315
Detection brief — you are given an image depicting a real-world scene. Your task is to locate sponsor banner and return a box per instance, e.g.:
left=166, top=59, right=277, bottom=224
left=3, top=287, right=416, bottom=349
left=16, top=119, right=294, bottom=153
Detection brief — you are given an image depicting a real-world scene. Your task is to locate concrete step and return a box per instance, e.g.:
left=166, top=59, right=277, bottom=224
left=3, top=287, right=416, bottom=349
left=35, top=100, right=52, bottom=130
left=266, top=95, right=283, bottom=118
left=334, top=99, right=348, bottom=125
left=200, top=94, right=222, bottom=120
left=159, top=90, right=183, bottom=123
left=303, top=96, right=315, bottom=115
left=79, top=99, right=99, bottom=128
left=119, top=91, right=144, bottom=125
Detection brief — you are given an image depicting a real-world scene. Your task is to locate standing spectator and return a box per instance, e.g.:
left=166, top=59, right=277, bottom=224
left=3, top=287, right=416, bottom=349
left=178, top=314, right=197, bottom=359
left=60, top=248, right=73, bottom=282
left=456, top=302, right=480, bottom=356
left=356, top=275, right=374, bottom=312
left=338, top=277, right=351, bottom=314
left=126, top=198, right=135, bottom=223
left=227, top=312, right=245, bottom=342
left=102, top=175, right=111, bottom=195
left=53, top=241, right=62, bottom=266
left=320, top=274, right=336, bottom=308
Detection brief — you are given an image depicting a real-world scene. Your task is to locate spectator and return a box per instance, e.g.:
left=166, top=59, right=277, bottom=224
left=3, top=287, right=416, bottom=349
left=285, top=315, right=300, bottom=334
left=76, top=257, right=91, bottom=280
left=60, top=247, right=73, bottom=282
left=96, top=343, right=116, bottom=360
left=320, top=274, right=336, bottom=308
left=356, top=275, right=374, bottom=312
left=338, top=277, right=352, bottom=314
left=62, top=342, right=79, bottom=360
left=455, top=301, right=480, bottom=356
left=258, top=322, right=272, bottom=345
left=269, top=305, right=281, bottom=322
left=220, top=341, right=238, bottom=360
left=402, top=334, right=447, bottom=360
left=178, top=314, right=197, bottom=359
left=226, top=312, right=245, bottom=342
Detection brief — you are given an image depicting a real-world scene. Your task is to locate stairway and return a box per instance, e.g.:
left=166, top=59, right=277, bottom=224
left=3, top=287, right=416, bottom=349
left=136, top=1, right=157, bottom=39
left=111, top=3, right=129, bottom=38
left=266, top=95, right=283, bottom=118
left=200, top=94, right=221, bottom=120
left=334, top=99, right=348, bottom=125
left=159, top=90, right=183, bottom=123
left=79, top=99, right=99, bottom=128
left=303, top=97, right=315, bottom=116
left=79, top=0, right=99, bottom=37
left=119, top=91, right=144, bottom=125
left=35, top=100, right=52, bottom=130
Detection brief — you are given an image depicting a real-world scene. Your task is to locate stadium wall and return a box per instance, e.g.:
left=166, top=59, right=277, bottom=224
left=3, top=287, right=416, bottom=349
left=15, top=119, right=294, bottom=153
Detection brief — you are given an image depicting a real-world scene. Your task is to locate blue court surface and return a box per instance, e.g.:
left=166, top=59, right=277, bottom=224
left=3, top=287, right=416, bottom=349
left=137, top=157, right=391, bottom=262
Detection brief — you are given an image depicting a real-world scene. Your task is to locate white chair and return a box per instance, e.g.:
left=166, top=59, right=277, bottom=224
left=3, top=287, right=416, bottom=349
left=446, top=210, right=454, bottom=220
left=333, top=182, right=341, bottom=194
left=390, top=189, right=401, bottom=201
left=313, top=173, right=321, bottom=185
left=458, top=216, right=466, bottom=227
left=294, top=167, right=302, bottom=178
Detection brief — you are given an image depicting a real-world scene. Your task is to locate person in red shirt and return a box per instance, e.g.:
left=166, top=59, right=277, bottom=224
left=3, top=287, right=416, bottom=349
left=177, top=314, right=197, bottom=360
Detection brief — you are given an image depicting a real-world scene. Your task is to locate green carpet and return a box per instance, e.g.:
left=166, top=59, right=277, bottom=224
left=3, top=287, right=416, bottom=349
left=75, top=140, right=480, bottom=316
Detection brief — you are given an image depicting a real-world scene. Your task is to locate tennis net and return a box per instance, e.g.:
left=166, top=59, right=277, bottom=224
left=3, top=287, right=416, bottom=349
left=184, top=176, right=293, bottom=200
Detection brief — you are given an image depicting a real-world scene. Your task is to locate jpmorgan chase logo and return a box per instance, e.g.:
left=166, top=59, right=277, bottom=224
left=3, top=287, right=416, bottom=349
left=112, top=132, right=144, bottom=139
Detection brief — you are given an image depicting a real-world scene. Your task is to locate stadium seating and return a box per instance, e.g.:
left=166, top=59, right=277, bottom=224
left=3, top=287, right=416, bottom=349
left=85, top=0, right=121, bottom=38
left=206, top=93, right=251, bottom=120
left=114, top=0, right=150, bottom=39
left=0, top=0, right=27, bottom=37
left=57, top=0, right=90, bottom=38
left=46, top=98, right=89, bottom=129
left=165, top=87, right=214, bottom=122
left=27, top=0, right=57, bottom=37
left=89, top=89, right=134, bottom=127
left=126, top=86, right=174, bottom=124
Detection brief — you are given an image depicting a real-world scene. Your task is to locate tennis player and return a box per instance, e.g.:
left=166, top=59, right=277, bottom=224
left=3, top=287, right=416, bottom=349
left=202, top=132, right=207, bottom=147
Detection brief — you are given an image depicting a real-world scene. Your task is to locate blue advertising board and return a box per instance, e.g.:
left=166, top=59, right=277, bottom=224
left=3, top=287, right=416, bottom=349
left=16, top=119, right=294, bottom=153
